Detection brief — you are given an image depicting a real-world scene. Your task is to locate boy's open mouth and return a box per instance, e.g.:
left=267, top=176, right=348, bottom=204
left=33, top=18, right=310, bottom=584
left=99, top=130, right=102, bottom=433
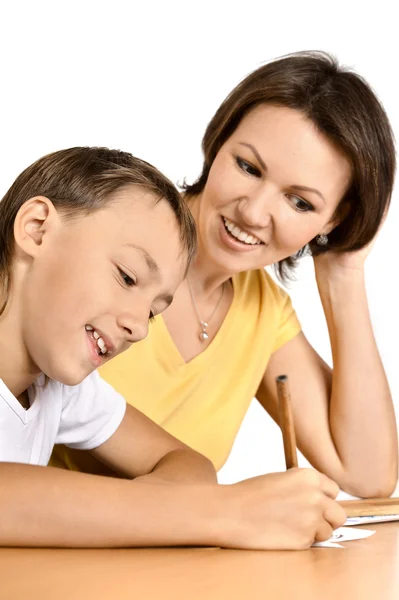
left=85, top=325, right=109, bottom=356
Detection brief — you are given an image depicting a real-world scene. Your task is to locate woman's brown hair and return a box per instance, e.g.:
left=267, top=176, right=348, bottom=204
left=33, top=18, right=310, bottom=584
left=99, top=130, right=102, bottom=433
left=0, top=147, right=197, bottom=313
left=183, top=51, right=396, bottom=279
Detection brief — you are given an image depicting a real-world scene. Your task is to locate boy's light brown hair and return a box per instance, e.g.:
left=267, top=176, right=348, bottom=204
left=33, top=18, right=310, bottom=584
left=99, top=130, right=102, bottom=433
left=0, top=147, right=197, bottom=313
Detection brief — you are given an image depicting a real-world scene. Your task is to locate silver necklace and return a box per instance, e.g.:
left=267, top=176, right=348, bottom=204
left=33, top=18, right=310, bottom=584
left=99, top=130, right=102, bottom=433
left=187, top=279, right=225, bottom=342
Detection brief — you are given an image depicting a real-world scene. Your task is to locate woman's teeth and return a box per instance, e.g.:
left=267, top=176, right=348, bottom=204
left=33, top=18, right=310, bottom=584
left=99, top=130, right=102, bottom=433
left=85, top=325, right=107, bottom=355
left=223, top=217, right=262, bottom=245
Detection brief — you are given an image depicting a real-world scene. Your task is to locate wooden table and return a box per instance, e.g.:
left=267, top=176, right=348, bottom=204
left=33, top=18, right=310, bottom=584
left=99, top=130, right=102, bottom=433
left=1, top=523, right=399, bottom=600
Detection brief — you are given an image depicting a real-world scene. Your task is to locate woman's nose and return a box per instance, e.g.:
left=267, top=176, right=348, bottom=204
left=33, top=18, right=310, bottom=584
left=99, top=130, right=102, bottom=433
left=237, top=190, right=273, bottom=229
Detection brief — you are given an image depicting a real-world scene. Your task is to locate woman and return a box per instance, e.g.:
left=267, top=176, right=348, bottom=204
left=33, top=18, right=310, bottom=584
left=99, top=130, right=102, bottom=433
left=54, top=52, right=398, bottom=498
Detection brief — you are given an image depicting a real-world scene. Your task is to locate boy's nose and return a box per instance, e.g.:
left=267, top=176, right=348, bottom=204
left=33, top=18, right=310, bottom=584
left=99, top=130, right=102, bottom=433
left=117, top=314, right=149, bottom=345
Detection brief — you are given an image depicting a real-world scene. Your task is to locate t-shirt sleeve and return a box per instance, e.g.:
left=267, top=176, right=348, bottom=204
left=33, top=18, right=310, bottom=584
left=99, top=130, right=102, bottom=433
left=271, top=285, right=302, bottom=353
left=55, top=371, right=126, bottom=450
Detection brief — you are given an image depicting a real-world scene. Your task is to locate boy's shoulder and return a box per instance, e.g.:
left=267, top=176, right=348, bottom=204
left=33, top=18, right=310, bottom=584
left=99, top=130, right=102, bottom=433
left=54, top=370, right=126, bottom=451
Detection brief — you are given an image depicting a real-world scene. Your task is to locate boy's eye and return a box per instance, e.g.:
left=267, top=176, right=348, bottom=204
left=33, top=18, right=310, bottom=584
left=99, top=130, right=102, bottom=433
left=289, top=195, right=314, bottom=213
left=118, top=268, right=136, bottom=287
left=235, top=156, right=261, bottom=177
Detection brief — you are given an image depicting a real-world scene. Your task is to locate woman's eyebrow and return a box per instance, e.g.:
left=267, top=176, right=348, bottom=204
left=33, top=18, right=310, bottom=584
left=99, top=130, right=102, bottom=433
left=238, top=142, right=267, bottom=170
left=238, top=142, right=326, bottom=204
left=290, top=184, right=326, bottom=204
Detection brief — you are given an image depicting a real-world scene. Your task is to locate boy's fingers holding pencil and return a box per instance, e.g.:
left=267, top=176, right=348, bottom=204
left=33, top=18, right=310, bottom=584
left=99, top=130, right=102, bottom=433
left=222, top=469, right=347, bottom=550
left=295, top=468, right=339, bottom=499
left=319, top=473, right=340, bottom=500
left=322, top=496, right=347, bottom=532
left=314, top=522, right=334, bottom=543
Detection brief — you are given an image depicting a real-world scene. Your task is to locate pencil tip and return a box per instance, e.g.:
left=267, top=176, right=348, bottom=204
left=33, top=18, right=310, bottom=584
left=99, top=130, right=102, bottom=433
left=276, top=374, right=288, bottom=382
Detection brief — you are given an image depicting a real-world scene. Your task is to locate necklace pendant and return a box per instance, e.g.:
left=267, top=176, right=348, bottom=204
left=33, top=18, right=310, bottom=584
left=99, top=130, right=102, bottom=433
left=199, top=321, right=209, bottom=342
left=187, top=278, right=225, bottom=344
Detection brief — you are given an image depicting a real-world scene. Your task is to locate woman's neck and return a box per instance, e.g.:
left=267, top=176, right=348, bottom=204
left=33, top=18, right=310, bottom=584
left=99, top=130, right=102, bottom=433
left=186, top=194, right=235, bottom=298
left=187, top=253, right=233, bottom=298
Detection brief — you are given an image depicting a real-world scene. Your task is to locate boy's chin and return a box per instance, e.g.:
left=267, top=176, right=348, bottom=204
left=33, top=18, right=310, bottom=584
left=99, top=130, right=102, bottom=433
left=45, top=363, right=94, bottom=387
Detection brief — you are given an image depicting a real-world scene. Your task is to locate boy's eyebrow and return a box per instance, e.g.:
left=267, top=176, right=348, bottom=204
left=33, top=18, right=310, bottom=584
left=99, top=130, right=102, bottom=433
left=124, top=244, right=174, bottom=306
left=238, top=142, right=326, bottom=204
left=125, top=244, right=160, bottom=275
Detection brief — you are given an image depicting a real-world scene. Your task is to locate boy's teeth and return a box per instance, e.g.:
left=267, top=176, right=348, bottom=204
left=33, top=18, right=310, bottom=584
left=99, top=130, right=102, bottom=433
left=85, top=325, right=107, bottom=355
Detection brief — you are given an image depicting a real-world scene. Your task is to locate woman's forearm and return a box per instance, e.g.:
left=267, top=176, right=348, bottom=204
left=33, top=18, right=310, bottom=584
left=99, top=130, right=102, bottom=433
left=316, top=267, right=398, bottom=497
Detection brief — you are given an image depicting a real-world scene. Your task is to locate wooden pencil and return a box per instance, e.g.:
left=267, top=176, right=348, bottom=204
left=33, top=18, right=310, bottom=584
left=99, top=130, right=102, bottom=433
left=275, top=375, right=398, bottom=519
left=276, top=374, right=298, bottom=469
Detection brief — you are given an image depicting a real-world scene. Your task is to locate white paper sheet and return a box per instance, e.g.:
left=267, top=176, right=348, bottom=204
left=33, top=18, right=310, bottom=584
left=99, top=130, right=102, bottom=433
left=312, top=526, right=375, bottom=548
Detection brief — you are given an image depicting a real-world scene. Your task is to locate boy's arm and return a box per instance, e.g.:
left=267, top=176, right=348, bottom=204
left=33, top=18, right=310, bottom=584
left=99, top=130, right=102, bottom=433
left=0, top=405, right=218, bottom=547
left=89, top=404, right=217, bottom=484
left=0, top=404, right=347, bottom=549
left=0, top=404, right=220, bottom=548
left=0, top=462, right=347, bottom=550
left=0, top=462, right=221, bottom=547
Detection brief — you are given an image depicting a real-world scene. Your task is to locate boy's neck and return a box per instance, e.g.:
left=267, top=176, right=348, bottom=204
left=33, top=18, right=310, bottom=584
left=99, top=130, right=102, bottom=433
left=0, top=296, right=40, bottom=399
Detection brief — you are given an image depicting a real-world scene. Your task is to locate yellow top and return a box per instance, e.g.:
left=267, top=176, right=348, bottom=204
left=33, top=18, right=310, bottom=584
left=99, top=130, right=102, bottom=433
left=54, top=269, right=301, bottom=471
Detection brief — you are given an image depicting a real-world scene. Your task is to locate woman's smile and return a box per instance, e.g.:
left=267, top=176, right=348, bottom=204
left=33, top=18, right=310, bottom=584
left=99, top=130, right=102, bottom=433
left=218, top=216, right=266, bottom=253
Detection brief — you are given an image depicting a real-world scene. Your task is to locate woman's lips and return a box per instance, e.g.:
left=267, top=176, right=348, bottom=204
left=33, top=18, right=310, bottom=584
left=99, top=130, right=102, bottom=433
left=219, top=216, right=264, bottom=253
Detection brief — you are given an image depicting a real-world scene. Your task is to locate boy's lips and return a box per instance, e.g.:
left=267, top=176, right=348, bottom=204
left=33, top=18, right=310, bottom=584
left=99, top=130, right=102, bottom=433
left=86, top=332, right=105, bottom=368
left=85, top=325, right=116, bottom=356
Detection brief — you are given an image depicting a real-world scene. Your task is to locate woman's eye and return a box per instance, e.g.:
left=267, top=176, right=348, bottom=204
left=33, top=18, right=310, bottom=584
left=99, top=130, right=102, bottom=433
left=236, top=157, right=261, bottom=177
left=118, top=268, right=136, bottom=287
left=289, top=195, right=314, bottom=213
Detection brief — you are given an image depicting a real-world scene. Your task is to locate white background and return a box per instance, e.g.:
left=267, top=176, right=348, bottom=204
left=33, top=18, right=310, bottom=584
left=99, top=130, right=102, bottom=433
left=1, top=1, right=397, bottom=488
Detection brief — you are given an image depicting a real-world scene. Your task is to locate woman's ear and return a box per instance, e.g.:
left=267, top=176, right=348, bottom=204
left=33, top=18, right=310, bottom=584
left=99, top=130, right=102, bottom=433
left=13, top=197, right=58, bottom=259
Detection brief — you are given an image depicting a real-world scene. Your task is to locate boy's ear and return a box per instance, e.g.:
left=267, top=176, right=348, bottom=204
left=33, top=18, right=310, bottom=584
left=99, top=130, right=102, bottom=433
left=13, top=197, right=58, bottom=258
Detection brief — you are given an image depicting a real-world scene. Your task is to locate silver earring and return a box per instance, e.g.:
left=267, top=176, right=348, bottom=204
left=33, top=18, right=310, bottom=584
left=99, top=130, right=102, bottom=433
left=316, top=234, right=328, bottom=246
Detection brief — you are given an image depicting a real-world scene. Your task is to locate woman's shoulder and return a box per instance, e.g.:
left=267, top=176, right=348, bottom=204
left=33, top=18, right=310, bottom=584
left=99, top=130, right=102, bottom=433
left=233, top=268, right=290, bottom=306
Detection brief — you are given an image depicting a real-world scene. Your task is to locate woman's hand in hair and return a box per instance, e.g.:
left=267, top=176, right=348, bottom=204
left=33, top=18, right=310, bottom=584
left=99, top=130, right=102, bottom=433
left=314, top=206, right=388, bottom=275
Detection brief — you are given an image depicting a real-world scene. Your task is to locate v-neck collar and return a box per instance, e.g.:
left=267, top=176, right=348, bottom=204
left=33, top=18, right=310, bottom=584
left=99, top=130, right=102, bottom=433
left=0, top=378, right=41, bottom=424
left=156, top=274, right=239, bottom=371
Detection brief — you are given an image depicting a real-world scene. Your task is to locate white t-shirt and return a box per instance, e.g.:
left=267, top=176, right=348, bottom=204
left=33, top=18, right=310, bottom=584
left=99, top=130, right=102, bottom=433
left=0, top=371, right=126, bottom=466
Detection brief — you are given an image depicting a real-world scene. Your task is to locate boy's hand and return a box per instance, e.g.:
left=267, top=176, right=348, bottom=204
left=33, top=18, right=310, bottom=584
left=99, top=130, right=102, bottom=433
left=218, top=468, right=346, bottom=550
